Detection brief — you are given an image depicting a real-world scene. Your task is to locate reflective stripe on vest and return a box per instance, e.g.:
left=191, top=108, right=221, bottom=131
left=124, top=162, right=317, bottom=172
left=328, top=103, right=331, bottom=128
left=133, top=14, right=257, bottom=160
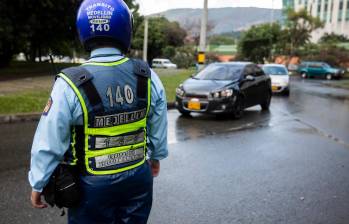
left=58, top=58, right=151, bottom=175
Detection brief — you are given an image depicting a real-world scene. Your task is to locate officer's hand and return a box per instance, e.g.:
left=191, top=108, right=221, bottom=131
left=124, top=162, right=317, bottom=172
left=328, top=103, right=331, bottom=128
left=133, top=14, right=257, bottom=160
left=31, top=191, right=48, bottom=209
left=150, top=160, right=160, bottom=177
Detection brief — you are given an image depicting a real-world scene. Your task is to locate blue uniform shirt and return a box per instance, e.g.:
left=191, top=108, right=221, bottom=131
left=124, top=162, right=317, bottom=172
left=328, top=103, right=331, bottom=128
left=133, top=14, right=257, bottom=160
left=28, top=48, right=168, bottom=192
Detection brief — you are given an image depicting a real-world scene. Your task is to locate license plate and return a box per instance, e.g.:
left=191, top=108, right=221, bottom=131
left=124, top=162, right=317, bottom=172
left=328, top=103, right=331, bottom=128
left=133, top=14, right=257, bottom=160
left=272, top=86, right=278, bottom=91
left=188, top=99, right=201, bottom=110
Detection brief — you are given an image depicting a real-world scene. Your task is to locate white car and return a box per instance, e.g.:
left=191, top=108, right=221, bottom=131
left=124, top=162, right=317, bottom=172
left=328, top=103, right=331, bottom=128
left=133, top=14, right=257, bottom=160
left=262, top=64, right=290, bottom=96
left=152, top=58, right=177, bottom=69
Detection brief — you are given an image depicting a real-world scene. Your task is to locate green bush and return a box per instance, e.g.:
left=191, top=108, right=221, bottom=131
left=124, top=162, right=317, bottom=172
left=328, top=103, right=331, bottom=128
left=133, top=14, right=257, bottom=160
left=300, top=44, right=349, bottom=67
left=163, top=46, right=176, bottom=58
left=171, top=46, right=196, bottom=69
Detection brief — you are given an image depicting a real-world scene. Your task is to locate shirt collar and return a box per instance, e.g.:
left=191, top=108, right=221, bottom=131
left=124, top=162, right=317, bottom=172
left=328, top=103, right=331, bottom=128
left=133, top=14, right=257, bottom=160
left=90, top=47, right=122, bottom=58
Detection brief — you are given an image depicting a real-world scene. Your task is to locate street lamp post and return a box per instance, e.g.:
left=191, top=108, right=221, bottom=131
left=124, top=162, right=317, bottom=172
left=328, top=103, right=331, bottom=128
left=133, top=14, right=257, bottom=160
left=143, top=17, right=149, bottom=62
left=199, top=0, right=208, bottom=53
left=198, top=0, right=208, bottom=66
left=271, top=0, right=275, bottom=22
left=270, top=0, right=275, bottom=62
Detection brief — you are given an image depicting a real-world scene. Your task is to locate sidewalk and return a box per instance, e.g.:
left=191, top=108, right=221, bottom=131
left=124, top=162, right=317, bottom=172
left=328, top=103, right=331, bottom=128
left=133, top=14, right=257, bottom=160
left=291, top=76, right=349, bottom=101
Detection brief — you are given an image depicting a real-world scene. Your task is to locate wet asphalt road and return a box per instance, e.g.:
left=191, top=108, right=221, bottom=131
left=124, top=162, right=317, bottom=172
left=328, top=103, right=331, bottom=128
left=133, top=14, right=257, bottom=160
left=1, top=77, right=349, bottom=224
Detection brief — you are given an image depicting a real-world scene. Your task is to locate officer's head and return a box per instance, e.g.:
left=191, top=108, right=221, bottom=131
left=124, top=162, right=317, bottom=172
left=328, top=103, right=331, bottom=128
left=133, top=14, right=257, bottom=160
left=76, top=0, right=133, bottom=53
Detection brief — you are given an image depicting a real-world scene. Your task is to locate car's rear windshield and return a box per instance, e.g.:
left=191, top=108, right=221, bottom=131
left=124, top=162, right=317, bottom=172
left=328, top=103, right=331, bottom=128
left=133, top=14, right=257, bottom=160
left=194, top=64, right=243, bottom=80
left=263, top=66, right=288, bottom=75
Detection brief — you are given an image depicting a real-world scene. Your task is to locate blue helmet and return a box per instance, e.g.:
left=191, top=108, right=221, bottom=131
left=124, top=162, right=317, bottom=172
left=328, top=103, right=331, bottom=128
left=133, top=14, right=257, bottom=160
left=76, top=0, right=133, bottom=52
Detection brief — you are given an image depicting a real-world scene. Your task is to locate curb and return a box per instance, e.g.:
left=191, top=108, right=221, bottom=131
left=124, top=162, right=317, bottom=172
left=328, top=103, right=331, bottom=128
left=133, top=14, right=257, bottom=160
left=0, top=102, right=177, bottom=124
left=318, top=82, right=349, bottom=100
left=308, top=91, right=349, bottom=101
left=0, top=113, right=41, bottom=124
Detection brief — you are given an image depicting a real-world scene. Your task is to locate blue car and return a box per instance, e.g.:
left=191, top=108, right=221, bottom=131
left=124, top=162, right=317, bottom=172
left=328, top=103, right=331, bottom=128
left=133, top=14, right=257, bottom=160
left=298, top=61, right=345, bottom=80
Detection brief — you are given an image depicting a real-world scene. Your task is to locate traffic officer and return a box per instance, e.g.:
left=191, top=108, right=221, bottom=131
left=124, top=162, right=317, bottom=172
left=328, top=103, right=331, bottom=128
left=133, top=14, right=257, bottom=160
left=28, top=0, right=168, bottom=223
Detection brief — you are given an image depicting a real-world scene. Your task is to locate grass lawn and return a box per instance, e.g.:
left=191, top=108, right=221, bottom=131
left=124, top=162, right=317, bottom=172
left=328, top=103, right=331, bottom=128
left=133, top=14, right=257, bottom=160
left=0, top=90, right=50, bottom=114
left=0, top=61, right=77, bottom=81
left=0, top=66, right=194, bottom=115
left=156, top=68, right=195, bottom=102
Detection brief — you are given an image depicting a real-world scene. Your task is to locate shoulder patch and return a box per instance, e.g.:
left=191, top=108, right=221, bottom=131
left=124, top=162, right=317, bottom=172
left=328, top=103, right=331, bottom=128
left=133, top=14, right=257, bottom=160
left=43, top=97, right=53, bottom=116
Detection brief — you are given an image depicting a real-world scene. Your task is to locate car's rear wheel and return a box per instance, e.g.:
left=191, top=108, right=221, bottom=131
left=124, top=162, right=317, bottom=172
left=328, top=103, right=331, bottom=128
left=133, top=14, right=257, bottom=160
left=232, top=98, right=244, bottom=119
left=326, top=74, right=332, bottom=80
left=261, top=92, right=271, bottom=111
left=301, top=72, right=307, bottom=79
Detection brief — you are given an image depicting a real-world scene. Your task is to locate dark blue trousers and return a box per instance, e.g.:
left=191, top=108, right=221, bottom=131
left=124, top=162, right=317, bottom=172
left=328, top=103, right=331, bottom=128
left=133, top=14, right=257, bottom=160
left=68, top=163, right=153, bottom=224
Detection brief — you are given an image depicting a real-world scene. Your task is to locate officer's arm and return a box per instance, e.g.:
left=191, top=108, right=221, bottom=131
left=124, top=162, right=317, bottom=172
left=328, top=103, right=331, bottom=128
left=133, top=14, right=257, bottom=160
left=28, top=78, right=76, bottom=193
left=147, top=70, right=169, bottom=167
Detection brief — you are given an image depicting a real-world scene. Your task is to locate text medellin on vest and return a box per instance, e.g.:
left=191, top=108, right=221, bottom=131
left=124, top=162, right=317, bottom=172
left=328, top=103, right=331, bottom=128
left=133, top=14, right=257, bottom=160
left=94, top=109, right=146, bottom=128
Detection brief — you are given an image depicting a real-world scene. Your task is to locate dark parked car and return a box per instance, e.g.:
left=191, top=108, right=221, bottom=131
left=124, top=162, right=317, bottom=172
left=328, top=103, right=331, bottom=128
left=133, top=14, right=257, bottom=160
left=175, top=62, right=272, bottom=118
left=298, top=61, right=345, bottom=80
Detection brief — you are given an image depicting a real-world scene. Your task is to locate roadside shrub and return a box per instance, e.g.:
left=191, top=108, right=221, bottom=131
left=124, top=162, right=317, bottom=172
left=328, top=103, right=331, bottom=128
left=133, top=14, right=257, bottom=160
left=301, top=44, right=349, bottom=67
left=163, top=46, right=176, bottom=58
left=171, top=46, right=196, bottom=68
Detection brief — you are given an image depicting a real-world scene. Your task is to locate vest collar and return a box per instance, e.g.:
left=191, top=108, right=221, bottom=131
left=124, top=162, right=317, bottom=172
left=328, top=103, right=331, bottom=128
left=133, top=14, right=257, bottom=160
left=90, top=48, right=122, bottom=58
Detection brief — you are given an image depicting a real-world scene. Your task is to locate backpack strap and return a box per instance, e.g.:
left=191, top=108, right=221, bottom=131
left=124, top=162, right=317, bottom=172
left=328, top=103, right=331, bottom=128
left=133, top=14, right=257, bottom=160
left=132, top=59, right=151, bottom=99
left=61, top=67, right=103, bottom=112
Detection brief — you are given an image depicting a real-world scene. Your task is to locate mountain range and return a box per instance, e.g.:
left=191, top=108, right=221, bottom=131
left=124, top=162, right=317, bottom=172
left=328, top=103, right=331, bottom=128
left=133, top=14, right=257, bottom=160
left=154, top=7, right=283, bottom=35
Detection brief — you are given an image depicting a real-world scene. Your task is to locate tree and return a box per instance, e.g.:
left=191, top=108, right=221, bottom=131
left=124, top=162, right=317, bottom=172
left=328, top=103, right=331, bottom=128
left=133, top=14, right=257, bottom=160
left=182, top=19, right=216, bottom=45
left=0, top=0, right=82, bottom=66
left=0, top=0, right=141, bottom=68
left=132, top=17, right=187, bottom=62
left=237, top=23, right=282, bottom=63
left=319, top=32, right=349, bottom=44
left=124, top=0, right=143, bottom=38
left=237, top=8, right=325, bottom=62
left=24, top=0, right=82, bottom=61
left=0, top=0, right=25, bottom=67
left=283, top=8, right=324, bottom=55
left=162, top=46, right=176, bottom=58
left=300, top=44, right=349, bottom=67
left=171, top=46, right=196, bottom=68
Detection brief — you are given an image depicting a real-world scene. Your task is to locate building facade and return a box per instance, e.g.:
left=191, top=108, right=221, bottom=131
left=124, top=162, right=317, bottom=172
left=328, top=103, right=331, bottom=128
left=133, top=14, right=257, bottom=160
left=284, top=0, right=349, bottom=42
left=283, top=0, right=295, bottom=9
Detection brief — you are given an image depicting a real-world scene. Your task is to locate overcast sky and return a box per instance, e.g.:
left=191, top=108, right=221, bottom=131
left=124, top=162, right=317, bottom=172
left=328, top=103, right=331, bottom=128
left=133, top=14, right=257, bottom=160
left=136, top=0, right=283, bottom=15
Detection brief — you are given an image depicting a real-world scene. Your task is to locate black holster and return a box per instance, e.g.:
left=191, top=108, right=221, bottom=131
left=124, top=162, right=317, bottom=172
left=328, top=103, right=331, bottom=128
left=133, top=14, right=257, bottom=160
left=43, top=164, right=81, bottom=208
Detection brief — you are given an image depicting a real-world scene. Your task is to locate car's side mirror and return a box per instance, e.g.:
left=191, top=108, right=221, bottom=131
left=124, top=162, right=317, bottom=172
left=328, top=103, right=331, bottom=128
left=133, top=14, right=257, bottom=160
left=243, top=75, right=255, bottom=82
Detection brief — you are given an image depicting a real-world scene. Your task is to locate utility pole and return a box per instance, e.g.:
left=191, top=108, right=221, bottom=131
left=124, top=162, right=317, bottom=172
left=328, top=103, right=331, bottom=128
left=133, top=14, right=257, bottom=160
left=143, top=17, right=149, bottom=62
left=271, top=0, right=275, bottom=23
left=269, top=0, right=275, bottom=63
left=198, top=0, right=208, bottom=66
left=199, top=0, right=208, bottom=52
